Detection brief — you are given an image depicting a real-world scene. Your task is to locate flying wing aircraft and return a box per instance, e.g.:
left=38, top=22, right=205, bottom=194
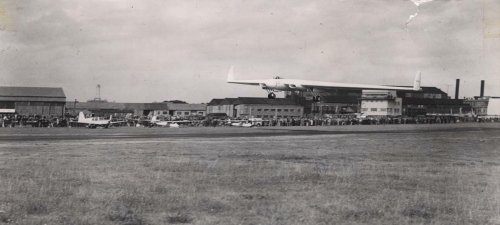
left=227, top=66, right=422, bottom=102
left=76, top=112, right=124, bottom=128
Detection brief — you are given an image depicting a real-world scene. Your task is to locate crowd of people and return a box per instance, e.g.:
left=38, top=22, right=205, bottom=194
left=206, top=115, right=497, bottom=127
left=1, top=113, right=498, bottom=128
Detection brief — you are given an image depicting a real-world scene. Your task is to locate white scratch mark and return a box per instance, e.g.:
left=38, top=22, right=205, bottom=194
left=406, top=0, right=434, bottom=31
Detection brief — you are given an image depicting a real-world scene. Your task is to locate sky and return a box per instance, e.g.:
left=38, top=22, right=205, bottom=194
left=0, top=0, right=499, bottom=103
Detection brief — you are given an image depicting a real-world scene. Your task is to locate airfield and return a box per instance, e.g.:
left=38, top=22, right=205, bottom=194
left=1, top=123, right=500, bottom=224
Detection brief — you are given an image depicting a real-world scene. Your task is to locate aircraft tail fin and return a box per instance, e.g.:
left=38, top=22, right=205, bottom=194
left=78, top=112, right=85, bottom=123
left=413, top=71, right=422, bottom=91
left=227, top=66, right=235, bottom=82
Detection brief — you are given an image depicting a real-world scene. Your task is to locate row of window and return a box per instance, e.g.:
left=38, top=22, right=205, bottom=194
left=361, top=108, right=400, bottom=113
left=255, top=108, right=301, bottom=112
left=364, top=100, right=401, bottom=105
left=175, top=111, right=205, bottom=116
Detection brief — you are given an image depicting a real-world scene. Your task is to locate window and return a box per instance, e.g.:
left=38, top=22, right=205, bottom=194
left=277, top=109, right=282, bottom=112
left=176, top=112, right=182, bottom=115
left=184, top=112, right=190, bottom=115
left=264, top=109, right=269, bottom=111
left=284, top=109, right=289, bottom=112
left=290, top=109, right=294, bottom=112
left=298, top=109, right=301, bottom=112
left=371, top=108, right=377, bottom=112
left=362, top=108, right=368, bottom=112
left=257, top=109, right=262, bottom=111
left=380, top=108, right=387, bottom=112
left=394, top=108, right=400, bottom=113
left=270, top=109, right=276, bottom=112
left=387, top=108, right=393, bottom=113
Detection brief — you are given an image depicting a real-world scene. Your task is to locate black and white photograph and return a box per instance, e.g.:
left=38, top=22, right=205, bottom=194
left=1, top=0, right=500, bottom=224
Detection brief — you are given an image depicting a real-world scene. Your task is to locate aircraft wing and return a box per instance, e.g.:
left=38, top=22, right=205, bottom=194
left=227, top=80, right=262, bottom=85
left=227, top=66, right=422, bottom=91
left=298, top=80, right=417, bottom=91
left=227, top=66, right=262, bottom=85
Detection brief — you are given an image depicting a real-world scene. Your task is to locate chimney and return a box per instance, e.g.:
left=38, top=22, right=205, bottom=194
left=455, top=79, right=460, bottom=99
left=480, top=80, right=485, bottom=98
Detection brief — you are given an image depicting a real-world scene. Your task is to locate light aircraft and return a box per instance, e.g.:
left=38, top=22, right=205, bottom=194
left=227, top=118, right=263, bottom=127
left=76, top=112, right=123, bottom=128
left=229, top=120, right=253, bottom=127
left=227, top=66, right=422, bottom=102
left=150, top=116, right=190, bottom=128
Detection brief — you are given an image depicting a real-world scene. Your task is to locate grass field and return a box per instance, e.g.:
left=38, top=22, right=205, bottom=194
left=1, top=125, right=500, bottom=224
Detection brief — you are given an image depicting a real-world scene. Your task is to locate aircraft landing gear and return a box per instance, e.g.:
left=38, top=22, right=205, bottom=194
left=308, top=88, right=321, bottom=102
left=312, top=96, right=321, bottom=102
left=268, top=92, right=276, bottom=99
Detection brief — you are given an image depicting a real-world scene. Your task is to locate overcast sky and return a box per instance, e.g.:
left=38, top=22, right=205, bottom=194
left=1, top=0, right=499, bottom=103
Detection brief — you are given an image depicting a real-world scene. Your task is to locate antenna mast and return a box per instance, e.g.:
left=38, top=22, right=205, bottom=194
left=95, top=84, right=101, bottom=101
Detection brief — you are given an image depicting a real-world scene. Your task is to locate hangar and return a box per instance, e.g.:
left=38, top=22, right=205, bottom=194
left=0, top=86, right=66, bottom=116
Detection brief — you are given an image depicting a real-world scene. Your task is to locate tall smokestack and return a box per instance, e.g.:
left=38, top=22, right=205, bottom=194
left=455, top=79, right=460, bottom=99
left=480, top=80, right=485, bottom=98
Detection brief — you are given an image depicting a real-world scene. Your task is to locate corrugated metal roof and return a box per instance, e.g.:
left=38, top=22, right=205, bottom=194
left=0, top=86, right=66, bottom=98
left=142, top=103, right=170, bottom=110
left=1, top=96, right=66, bottom=102
left=207, top=98, right=225, bottom=106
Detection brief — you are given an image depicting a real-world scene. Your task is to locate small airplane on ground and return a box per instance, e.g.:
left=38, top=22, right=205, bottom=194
left=229, top=121, right=253, bottom=127
left=76, top=112, right=124, bottom=128
left=227, top=66, right=422, bottom=102
left=150, top=116, right=191, bottom=128
left=227, top=119, right=263, bottom=128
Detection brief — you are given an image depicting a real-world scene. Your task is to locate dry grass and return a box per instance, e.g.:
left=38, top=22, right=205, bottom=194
left=1, top=127, right=500, bottom=224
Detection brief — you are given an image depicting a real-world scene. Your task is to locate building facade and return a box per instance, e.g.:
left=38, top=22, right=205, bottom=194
left=395, top=87, right=474, bottom=116
left=464, top=98, right=489, bottom=116
left=0, top=86, right=66, bottom=116
left=66, top=101, right=205, bottom=118
left=165, top=103, right=206, bottom=118
left=207, top=98, right=304, bottom=119
left=486, top=98, right=500, bottom=116
left=360, top=90, right=402, bottom=117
